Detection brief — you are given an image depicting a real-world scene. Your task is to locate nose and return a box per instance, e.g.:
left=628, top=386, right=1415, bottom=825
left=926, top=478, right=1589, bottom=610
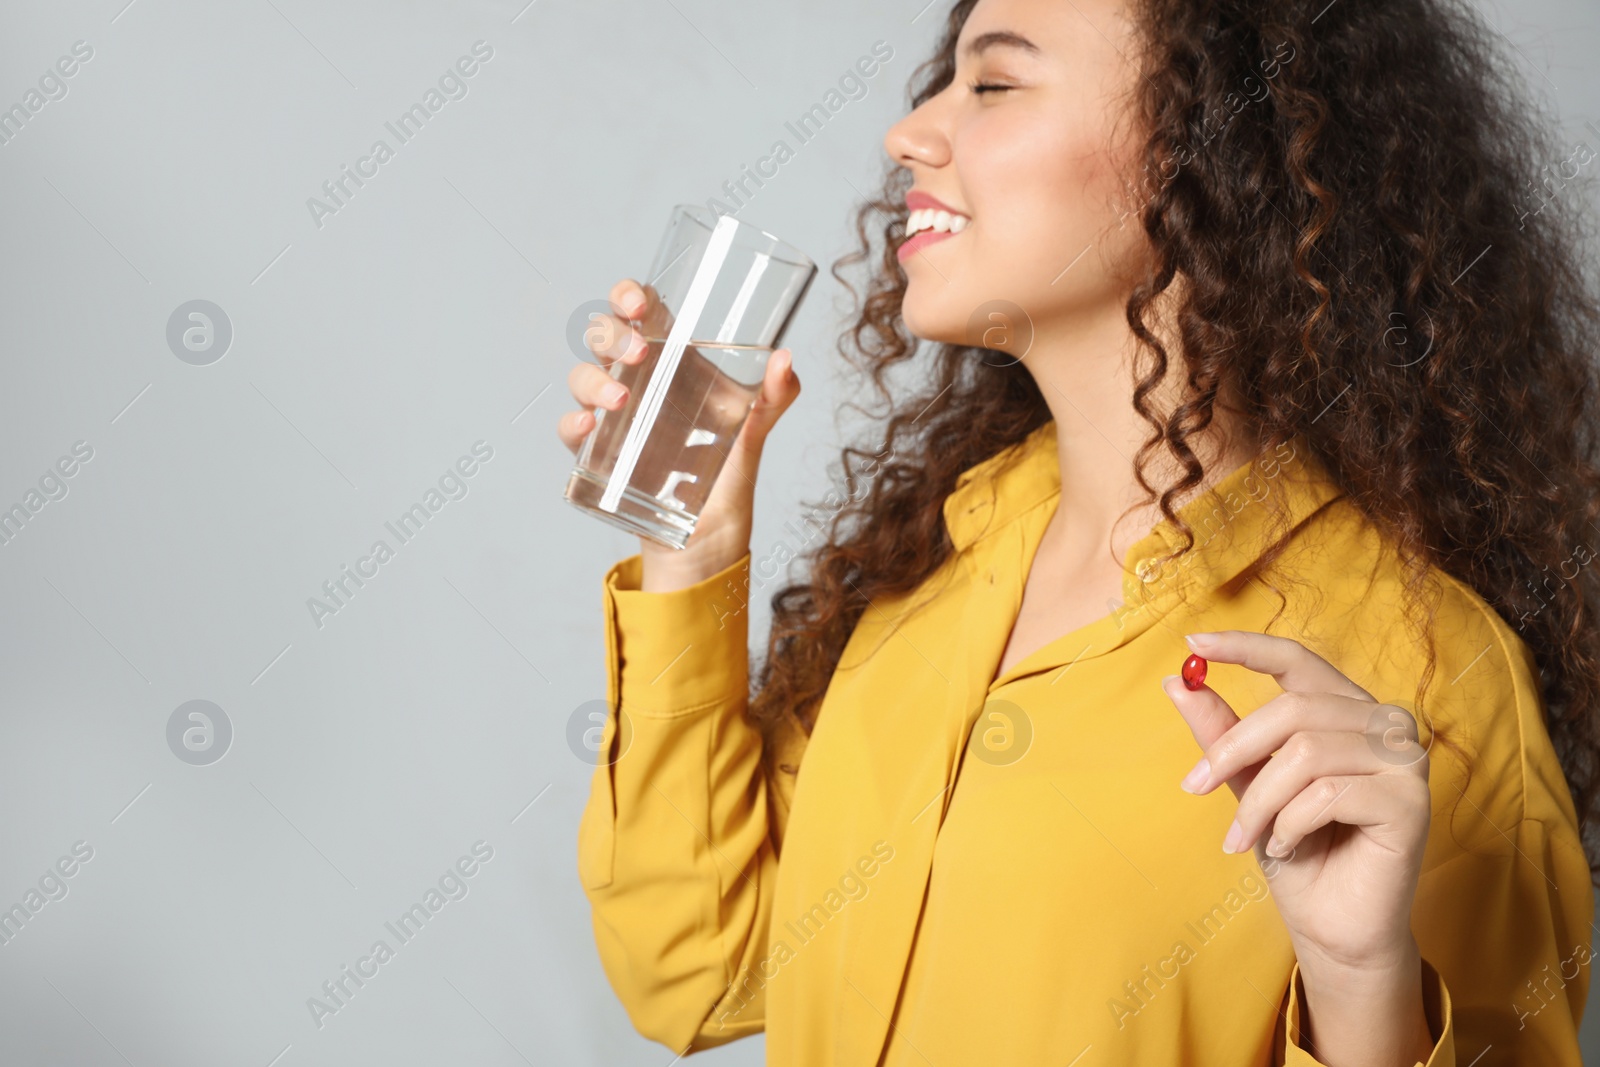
left=883, top=98, right=951, bottom=172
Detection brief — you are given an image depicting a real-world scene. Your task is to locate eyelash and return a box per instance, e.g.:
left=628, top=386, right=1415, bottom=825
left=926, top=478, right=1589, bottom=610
left=968, top=80, right=1014, bottom=96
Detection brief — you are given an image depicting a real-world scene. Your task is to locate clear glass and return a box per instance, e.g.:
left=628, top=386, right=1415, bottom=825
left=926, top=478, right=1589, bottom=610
left=563, top=204, right=817, bottom=549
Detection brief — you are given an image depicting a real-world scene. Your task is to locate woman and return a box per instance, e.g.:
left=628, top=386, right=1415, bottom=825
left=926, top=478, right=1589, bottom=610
left=560, top=0, right=1600, bottom=1062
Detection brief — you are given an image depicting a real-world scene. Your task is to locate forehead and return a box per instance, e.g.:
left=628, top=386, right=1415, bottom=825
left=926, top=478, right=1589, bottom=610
left=957, top=0, right=1133, bottom=61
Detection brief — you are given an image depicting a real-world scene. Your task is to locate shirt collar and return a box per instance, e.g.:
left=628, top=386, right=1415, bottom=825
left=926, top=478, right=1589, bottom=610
left=941, top=419, right=1347, bottom=604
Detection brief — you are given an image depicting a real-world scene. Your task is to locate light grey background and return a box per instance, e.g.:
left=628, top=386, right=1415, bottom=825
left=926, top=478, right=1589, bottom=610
left=0, top=1, right=1596, bottom=1064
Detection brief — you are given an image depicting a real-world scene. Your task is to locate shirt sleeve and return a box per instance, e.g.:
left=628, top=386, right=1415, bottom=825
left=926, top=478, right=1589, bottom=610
left=576, top=549, right=799, bottom=1054
left=1277, top=815, right=1591, bottom=1066
left=1281, top=956, right=1452, bottom=1066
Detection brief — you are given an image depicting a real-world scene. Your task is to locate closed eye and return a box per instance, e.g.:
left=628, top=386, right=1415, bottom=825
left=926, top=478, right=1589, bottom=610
left=968, top=81, right=1015, bottom=96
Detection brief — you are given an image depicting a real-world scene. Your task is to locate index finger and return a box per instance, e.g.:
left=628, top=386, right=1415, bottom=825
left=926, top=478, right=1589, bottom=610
left=609, top=278, right=674, bottom=339
left=1184, top=630, right=1374, bottom=701
left=609, top=277, right=648, bottom=319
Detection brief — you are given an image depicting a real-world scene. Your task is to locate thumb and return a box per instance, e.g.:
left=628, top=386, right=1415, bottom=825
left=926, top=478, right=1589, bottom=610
left=1160, top=675, right=1260, bottom=802
left=738, top=348, right=801, bottom=449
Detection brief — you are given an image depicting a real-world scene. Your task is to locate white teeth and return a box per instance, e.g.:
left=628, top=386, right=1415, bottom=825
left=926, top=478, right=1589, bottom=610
left=907, top=207, right=970, bottom=236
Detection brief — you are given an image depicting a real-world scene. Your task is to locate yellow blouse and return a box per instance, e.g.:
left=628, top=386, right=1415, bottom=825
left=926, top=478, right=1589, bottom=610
left=578, top=418, right=1592, bottom=1065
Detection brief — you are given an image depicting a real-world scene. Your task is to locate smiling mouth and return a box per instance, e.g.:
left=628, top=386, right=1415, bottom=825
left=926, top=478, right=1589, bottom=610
left=897, top=217, right=969, bottom=262
left=906, top=207, right=971, bottom=237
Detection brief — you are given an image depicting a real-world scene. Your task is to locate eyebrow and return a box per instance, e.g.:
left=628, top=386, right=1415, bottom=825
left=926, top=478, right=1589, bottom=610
left=960, top=30, right=1042, bottom=60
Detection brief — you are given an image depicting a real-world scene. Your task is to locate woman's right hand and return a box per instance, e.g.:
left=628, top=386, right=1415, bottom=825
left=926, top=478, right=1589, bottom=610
left=558, top=277, right=803, bottom=593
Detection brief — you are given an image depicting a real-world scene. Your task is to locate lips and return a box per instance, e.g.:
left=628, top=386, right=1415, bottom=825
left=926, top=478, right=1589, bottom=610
left=906, top=190, right=967, bottom=216
left=899, top=190, right=971, bottom=263
left=897, top=228, right=959, bottom=261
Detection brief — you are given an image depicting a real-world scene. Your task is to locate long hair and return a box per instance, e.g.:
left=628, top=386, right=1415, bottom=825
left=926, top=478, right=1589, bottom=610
left=746, top=0, right=1600, bottom=875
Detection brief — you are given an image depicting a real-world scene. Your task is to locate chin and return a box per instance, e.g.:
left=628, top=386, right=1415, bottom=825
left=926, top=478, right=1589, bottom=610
left=900, top=284, right=974, bottom=347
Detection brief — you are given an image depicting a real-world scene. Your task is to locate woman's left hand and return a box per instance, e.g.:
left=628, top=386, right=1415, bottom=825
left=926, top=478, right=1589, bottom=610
left=1161, top=629, right=1433, bottom=975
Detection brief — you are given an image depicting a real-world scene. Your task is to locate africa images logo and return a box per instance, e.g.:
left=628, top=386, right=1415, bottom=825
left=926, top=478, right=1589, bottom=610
left=305, top=41, right=494, bottom=229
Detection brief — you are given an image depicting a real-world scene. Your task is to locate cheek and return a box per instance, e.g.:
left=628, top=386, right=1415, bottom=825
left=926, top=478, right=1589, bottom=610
left=971, top=113, right=1127, bottom=264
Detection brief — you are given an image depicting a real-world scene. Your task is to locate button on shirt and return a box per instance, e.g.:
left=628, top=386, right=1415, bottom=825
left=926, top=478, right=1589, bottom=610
left=577, top=418, right=1592, bottom=1066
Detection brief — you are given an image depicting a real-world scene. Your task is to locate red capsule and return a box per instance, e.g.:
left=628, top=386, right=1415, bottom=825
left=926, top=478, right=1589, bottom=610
left=1181, top=654, right=1208, bottom=691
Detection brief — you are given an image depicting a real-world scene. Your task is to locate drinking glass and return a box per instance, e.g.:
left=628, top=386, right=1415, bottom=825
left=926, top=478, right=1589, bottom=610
left=563, top=204, right=816, bottom=549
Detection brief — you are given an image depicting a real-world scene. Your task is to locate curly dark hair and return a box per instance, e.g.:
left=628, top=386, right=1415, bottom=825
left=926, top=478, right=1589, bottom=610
left=746, top=0, right=1600, bottom=876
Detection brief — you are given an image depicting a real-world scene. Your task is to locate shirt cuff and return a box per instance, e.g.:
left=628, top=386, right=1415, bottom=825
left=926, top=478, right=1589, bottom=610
left=1282, top=955, right=1453, bottom=1067
left=603, top=550, right=753, bottom=717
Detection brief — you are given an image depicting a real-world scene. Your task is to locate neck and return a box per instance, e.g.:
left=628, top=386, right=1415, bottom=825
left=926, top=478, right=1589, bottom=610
left=1019, top=296, right=1262, bottom=568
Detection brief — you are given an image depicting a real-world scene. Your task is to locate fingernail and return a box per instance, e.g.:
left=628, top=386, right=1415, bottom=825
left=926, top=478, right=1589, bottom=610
left=606, top=384, right=627, bottom=405
left=1265, top=835, right=1286, bottom=858
left=1180, top=757, right=1210, bottom=793
left=1222, top=819, right=1244, bottom=854
left=1184, top=633, right=1215, bottom=651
